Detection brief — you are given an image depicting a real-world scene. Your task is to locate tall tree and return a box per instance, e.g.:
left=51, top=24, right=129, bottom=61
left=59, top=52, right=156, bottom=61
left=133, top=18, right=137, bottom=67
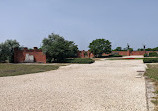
left=89, top=39, right=111, bottom=57
left=0, top=40, right=20, bottom=63
left=42, top=33, right=78, bottom=62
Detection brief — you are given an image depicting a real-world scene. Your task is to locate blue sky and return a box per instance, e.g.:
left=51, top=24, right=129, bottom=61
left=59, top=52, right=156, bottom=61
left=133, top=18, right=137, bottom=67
left=0, top=0, right=158, bottom=50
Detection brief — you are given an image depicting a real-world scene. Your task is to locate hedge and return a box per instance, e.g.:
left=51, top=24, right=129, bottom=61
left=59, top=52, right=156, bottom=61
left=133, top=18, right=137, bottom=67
left=143, top=58, right=158, bottom=63
left=63, top=58, right=95, bottom=64
left=99, top=54, right=122, bottom=58
left=149, top=52, right=158, bottom=57
left=144, top=52, right=158, bottom=57
left=109, top=54, right=123, bottom=57
left=144, top=53, right=148, bottom=57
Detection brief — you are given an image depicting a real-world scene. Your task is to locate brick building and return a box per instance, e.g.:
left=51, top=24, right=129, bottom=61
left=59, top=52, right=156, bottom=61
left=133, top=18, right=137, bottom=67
left=14, top=47, right=46, bottom=63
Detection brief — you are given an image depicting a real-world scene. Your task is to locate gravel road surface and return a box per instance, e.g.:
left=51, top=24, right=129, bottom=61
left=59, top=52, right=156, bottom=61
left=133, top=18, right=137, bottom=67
left=0, top=60, right=147, bottom=111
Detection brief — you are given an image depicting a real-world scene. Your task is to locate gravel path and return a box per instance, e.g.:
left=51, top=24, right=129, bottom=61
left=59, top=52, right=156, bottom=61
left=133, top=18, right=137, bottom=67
left=0, top=60, right=147, bottom=111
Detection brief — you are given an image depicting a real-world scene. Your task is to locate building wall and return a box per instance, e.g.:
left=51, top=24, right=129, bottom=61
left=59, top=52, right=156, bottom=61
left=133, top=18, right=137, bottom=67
left=112, top=51, right=129, bottom=56
left=78, top=50, right=158, bottom=58
left=77, top=50, right=95, bottom=58
left=130, top=51, right=146, bottom=55
left=14, top=47, right=46, bottom=63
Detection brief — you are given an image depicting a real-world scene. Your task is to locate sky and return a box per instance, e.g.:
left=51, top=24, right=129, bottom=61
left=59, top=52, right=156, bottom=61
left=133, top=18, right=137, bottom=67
left=0, top=0, right=158, bottom=50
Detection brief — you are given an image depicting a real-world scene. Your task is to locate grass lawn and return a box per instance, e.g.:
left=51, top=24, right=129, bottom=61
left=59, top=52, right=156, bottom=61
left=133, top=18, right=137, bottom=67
left=145, top=64, right=158, bottom=110
left=106, top=58, right=144, bottom=60
left=0, top=64, right=60, bottom=77
left=145, top=64, right=158, bottom=80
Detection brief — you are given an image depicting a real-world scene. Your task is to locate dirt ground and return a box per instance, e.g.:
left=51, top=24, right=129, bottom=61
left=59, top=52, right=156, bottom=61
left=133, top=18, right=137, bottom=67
left=0, top=60, right=147, bottom=111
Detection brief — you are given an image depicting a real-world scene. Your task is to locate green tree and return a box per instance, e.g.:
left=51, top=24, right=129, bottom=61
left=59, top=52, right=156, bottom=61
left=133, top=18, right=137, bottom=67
left=42, top=33, right=78, bottom=62
left=88, top=39, right=111, bottom=57
left=137, top=48, right=144, bottom=51
left=123, top=47, right=133, bottom=51
left=0, top=40, right=20, bottom=63
left=153, top=47, right=158, bottom=51
left=146, top=47, right=158, bottom=51
left=146, top=48, right=153, bottom=51
left=0, top=43, right=8, bottom=62
left=114, top=47, right=122, bottom=51
left=129, top=48, right=133, bottom=51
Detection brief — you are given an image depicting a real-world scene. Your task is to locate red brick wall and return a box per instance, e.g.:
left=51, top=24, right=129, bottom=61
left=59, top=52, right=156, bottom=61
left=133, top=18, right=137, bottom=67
left=114, top=51, right=158, bottom=56
left=130, top=51, right=146, bottom=55
left=112, top=51, right=129, bottom=56
left=14, top=47, right=46, bottom=63
left=78, top=50, right=158, bottom=58
left=77, top=50, right=94, bottom=58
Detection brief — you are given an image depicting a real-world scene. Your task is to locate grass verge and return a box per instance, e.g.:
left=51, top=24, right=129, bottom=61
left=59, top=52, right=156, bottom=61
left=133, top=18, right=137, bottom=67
left=0, top=64, right=60, bottom=77
left=143, top=58, right=158, bottom=63
left=145, top=64, right=158, bottom=110
left=145, top=64, right=158, bottom=80
left=106, top=58, right=144, bottom=60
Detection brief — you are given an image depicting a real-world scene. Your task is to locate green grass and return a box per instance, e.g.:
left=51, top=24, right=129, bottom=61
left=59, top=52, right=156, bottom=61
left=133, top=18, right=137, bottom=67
left=145, top=64, right=158, bottom=81
left=0, top=64, right=60, bottom=77
left=145, top=64, right=158, bottom=110
left=151, top=99, right=158, bottom=106
left=143, top=58, right=158, bottom=63
left=106, top=58, right=144, bottom=60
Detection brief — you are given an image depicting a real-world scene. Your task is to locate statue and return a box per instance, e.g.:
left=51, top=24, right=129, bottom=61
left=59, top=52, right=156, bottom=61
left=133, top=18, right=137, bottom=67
left=143, top=45, right=146, bottom=50
left=127, top=43, right=130, bottom=50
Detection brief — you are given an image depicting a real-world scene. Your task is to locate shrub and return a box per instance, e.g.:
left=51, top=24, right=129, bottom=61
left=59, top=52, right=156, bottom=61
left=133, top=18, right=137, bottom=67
left=143, top=58, right=158, bottom=63
left=149, top=52, right=158, bottom=57
left=144, top=53, right=149, bottom=57
left=63, top=58, right=95, bottom=64
left=109, top=54, right=122, bottom=57
left=98, top=54, right=122, bottom=58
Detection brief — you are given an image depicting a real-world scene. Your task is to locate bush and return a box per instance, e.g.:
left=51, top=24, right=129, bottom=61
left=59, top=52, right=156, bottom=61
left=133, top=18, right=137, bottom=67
left=143, top=58, right=158, bottom=63
left=63, top=58, right=95, bottom=64
left=144, top=53, right=149, bottom=57
left=97, top=54, right=122, bottom=58
left=149, top=52, right=158, bottom=57
left=109, top=54, right=122, bottom=57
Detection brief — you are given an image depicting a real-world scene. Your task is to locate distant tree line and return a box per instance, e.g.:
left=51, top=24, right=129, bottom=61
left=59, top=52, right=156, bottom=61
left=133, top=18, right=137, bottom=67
left=0, top=33, right=158, bottom=63
left=113, top=47, right=158, bottom=52
left=113, top=47, right=133, bottom=51
left=145, top=47, right=158, bottom=51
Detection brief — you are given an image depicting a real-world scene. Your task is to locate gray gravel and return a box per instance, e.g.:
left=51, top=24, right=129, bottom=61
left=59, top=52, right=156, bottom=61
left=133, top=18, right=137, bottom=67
left=0, top=60, right=147, bottom=111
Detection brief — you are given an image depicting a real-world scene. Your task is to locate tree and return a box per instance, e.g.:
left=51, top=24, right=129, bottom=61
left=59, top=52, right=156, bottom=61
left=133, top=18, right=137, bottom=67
left=42, top=33, right=78, bottom=62
left=0, top=43, right=8, bottom=62
left=0, top=40, right=20, bottom=63
left=146, top=48, right=153, bottom=51
left=88, top=39, right=111, bottom=57
left=137, top=48, right=144, bottom=51
left=114, top=47, right=122, bottom=51
left=122, top=44, right=133, bottom=51
left=129, top=48, right=133, bottom=51
left=145, top=47, right=158, bottom=51
left=153, top=47, right=158, bottom=51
